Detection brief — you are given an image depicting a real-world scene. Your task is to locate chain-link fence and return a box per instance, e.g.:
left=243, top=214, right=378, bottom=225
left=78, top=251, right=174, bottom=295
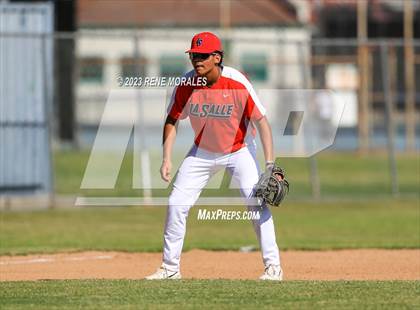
left=60, top=31, right=419, bottom=151
left=1, top=30, right=419, bottom=203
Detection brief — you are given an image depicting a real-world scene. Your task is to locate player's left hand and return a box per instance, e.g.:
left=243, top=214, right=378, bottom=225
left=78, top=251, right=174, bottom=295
left=254, top=164, right=289, bottom=207
left=265, top=162, right=283, bottom=180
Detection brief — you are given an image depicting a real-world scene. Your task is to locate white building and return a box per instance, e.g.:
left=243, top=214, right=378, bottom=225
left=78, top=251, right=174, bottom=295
left=75, top=0, right=310, bottom=131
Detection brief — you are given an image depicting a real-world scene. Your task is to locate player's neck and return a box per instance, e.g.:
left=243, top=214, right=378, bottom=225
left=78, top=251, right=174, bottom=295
left=204, top=66, right=221, bottom=87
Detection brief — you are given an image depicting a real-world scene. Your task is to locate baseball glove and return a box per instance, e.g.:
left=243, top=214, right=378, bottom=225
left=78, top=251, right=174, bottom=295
left=254, top=164, right=289, bottom=207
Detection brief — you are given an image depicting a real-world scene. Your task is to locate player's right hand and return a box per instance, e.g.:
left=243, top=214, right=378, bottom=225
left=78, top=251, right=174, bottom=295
left=160, top=160, right=172, bottom=182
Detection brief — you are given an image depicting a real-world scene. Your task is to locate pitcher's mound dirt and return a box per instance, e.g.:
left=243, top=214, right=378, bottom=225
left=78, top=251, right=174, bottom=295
left=1, top=249, right=419, bottom=281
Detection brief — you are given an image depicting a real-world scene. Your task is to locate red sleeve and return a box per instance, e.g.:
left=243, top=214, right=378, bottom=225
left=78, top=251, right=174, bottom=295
left=167, top=86, right=192, bottom=120
left=244, top=92, right=264, bottom=121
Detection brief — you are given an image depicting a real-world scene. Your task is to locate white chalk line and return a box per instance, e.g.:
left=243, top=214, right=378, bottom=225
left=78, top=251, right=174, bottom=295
left=0, top=255, right=114, bottom=265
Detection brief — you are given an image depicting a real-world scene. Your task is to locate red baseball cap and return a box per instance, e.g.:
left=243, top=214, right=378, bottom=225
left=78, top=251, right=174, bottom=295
left=186, top=32, right=223, bottom=54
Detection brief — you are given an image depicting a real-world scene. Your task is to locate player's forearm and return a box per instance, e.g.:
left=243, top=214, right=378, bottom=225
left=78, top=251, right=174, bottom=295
left=162, top=118, right=177, bottom=162
left=256, top=116, right=274, bottom=164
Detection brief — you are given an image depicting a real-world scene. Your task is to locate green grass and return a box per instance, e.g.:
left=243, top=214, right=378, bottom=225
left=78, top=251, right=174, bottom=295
left=54, top=150, right=420, bottom=198
left=0, top=280, right=419, bottom=309
left=1, top=199, right=418, bottom=255
left=1, top=152, right=416, bottom=309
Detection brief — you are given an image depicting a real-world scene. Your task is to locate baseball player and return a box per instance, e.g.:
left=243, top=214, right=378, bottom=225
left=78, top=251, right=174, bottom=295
left=146, top=32, right=283, bottom=280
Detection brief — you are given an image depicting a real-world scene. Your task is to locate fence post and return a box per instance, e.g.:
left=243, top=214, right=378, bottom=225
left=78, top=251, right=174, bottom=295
left=133, top=34, right=152, bottom=201
left=380, top=43, right=399, bottom=197
left=42, top=33, right=55, bottom=208
left=357, top=0, right=370, bottom=153
left=404, top=0, right=416, bottom=151
left=297, top=41, right=321, bottom=200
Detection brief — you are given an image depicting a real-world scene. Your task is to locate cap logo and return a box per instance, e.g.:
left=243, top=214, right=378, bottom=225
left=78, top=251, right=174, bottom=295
left=196, top=38, right=202, bottom=46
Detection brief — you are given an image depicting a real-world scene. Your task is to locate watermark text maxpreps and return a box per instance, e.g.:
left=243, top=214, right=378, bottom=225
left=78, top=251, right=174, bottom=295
left=197, top=209, right=260, bottom=221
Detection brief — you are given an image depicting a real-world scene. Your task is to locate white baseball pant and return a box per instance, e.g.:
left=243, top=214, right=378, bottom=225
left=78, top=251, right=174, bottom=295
left=162, top=143, right=281, bottom=272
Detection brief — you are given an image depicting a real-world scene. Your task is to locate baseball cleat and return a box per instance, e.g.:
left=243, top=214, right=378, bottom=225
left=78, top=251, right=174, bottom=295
left=145, top=266, right=182, bottom=280
left=259, top=265, right=283, bottom=281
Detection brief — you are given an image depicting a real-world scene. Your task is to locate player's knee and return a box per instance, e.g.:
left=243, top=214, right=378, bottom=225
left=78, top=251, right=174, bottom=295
left=166, top=204, right=190, bottom=224
left=168, top=188, right=196, bottom=207
left=168, top=195, right=188, bottom=208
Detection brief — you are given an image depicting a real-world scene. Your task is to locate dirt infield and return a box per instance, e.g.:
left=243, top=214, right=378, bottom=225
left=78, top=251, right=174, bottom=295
left=1, top=249, right=419, bottom=281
